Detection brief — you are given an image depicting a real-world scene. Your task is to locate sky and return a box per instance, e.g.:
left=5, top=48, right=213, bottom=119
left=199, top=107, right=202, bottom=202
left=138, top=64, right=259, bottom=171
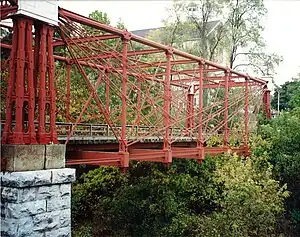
left=58, top=0, right=300, bottom=87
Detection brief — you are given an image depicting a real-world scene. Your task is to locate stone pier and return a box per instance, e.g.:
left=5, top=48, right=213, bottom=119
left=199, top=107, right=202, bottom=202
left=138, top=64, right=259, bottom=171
left=1, top=145, right=76, bottom=237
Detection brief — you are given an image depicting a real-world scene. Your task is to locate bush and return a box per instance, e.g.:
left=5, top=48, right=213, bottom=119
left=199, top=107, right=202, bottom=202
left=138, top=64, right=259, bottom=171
left=72, top=155, right=288, bottom=237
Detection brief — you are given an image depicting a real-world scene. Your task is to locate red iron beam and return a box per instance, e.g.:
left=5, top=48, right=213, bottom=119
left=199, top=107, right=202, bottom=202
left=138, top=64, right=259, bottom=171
left=73, top=49, right=163, bottom=61
left=58, top=7, right=267, bottom=85
left=52, top=34, right=120, bottom=47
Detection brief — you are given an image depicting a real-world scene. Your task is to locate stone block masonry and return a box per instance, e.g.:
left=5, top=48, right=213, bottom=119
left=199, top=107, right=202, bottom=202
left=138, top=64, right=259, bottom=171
left=1, top=144, right=66, bottom=172
left=1, top=168, right=76, bottom=237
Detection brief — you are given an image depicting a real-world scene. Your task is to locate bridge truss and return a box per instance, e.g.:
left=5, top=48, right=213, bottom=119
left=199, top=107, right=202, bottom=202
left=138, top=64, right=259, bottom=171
left=0, top=3, right=271, bottom=168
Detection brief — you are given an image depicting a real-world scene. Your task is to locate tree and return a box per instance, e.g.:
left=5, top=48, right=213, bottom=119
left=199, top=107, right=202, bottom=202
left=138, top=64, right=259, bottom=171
left=148, top=0, right=282, bottom=76
left=89, top=10, right=111, bottom=25
left=271, top=80, right=300, bottom=111
left=256, top=105, right=300, bottom=235
left=72, top=155, right=288, bottom=237
left=213, top=0, right=282, bottom=75
left=199, top=154, right=288, bottom=237
left=71, top=166, right=128, bottom=236
left=148, top=0, right=227, bottom=61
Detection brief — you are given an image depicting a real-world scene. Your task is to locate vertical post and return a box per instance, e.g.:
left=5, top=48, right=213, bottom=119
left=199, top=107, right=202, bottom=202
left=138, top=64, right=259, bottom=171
left=47, top=26, right=57, bottom=143
left=120, top=38, right=128, bottom=153
left=244, top=78, right=249, bottom=156
left=66, top=63, right=71, bottom=122
left=14, top=18, right=26, bottom=143
left=185, top=86, right=195, bottom=134
left=26, top=19, right=36, bottom=144
left=197, top=62, right=204, bottom=162
left=2, top=18, right=57, bottom=144
left=263, top=87, right=271, bottom=119
left=163, top=48, right=172, bottom=164
left=135, top=78, right=141, bottom=125
left=224, top=71, right=229, bottom=146
left=33, top=22, right=40, bottom=91
left=2, top=19, right=18, bottom=143
left=37, top=25, right=47, bottom=143
left=105, top=70, right=110, bottom=113
left=119, top=32, right=131, bottom=169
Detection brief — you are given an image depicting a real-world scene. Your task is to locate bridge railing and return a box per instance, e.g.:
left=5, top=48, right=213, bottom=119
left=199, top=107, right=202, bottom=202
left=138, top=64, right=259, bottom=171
left=56, top=123, right=166, bottom=137
left=0, top=120, right=185, bottom=140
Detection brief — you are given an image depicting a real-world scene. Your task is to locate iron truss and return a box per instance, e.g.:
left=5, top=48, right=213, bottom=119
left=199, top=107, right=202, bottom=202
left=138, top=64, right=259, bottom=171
left=0, top=4, right=271, bottom=168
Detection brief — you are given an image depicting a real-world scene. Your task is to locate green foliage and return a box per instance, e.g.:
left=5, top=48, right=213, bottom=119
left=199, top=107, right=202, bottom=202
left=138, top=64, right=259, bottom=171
left=200, top=155, right=288, bottom=237
left=72, top=167, right=128, bottom=236
left=89, top=11, right=111, bottom=24
left=72, top=155, right=287, bottom=237
left=271, top=80, right=300, bottom=111
left=148, top=0, right=281, bottom=75
left=206, top=135, right=223, bottom=147
left=255, top=97, right=300, bottom=235
left=148, top=1, right=227, bottom=61
left=72, top=159, right=219, bottom=236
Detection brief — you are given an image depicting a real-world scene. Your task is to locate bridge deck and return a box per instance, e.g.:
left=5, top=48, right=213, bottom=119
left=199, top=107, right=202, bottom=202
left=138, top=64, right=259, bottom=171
left=58, top=136, right=197, bottom=144
left=66, top=146, right=246, bottom=167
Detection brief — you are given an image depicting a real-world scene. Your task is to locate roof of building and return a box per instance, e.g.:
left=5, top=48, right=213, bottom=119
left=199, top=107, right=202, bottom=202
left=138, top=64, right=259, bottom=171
left=131, top=20, right=220, bottom=39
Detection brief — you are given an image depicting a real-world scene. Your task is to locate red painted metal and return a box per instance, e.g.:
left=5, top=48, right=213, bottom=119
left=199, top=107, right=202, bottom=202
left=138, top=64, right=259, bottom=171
left=2, top=17, right=58, bottom=144
left=130, top=149, right=166, bottom=162
left=47, top=26, right=57, bottom=143
left=244, top=78, right=250, bottom=155
left=65, top=74, right=104, bottom=144
left=53, top=34, right=120, bottom=47
left=57, top=7, right=267, bottom=85
left=2, top=19, right=19, bottom=143
left=66, top=146, right=246, bottom=166
left=120, top=38, right=130, bottom=168
left=185, top=86, right=195, bottom=133
left=25, top=18, right=36, bottom=144
left=1, top=0, right=18, bottom=20
left=199, top=81, right=261, bottom=89
left=197, top=63, right=204, bottom=162
left=105, top=70, right=110, bottom=113
left=59, top=36, right=115, bottom=136
left=120, top=38, right=128, bottom=152
left=36, top=24, right=47, bottom=143
left=263, top=88, right=271, bottom=119
left=0, top=6, right=272, bottom=168
left=163, top=50, right=172, bottom=164
left=14, top=18, right=26, bottom=143
left=224, top=72, right=229, bottom=146
left=72, top=49, right=163, bottom=62
left=135, top=79, right=141, bottom=125
left=66, top=63, right=71, bottom=122
left=67, top=151, right=124, bottom=167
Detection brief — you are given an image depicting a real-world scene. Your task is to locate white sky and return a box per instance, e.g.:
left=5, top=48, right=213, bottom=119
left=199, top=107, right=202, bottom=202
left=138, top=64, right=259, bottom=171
left=58, top=0, right=300, bottom=86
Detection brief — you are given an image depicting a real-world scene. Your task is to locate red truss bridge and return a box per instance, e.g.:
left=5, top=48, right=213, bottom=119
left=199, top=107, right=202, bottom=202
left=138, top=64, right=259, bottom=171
left=0, top=1, right=271, bottom=168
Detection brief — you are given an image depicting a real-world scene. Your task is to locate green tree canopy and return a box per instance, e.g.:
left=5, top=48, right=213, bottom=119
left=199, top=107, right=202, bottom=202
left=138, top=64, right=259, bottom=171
left=256, top=96, right=300, bottom=235
left=148, top=0, right=282, bottom=75
left=271, top=79, right=300, bottom=111
left=72, top=154, right=288, bottom=237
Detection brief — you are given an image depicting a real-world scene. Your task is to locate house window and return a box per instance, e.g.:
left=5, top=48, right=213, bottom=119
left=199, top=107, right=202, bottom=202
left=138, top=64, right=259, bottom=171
left=188, top=3, right=198, bottom=13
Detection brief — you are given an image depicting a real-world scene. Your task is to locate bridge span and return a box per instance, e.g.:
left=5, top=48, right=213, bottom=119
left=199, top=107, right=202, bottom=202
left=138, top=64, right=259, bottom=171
left=0, top=1, right=273, bottom=235
left=0, top=2, right=271, bottom=169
